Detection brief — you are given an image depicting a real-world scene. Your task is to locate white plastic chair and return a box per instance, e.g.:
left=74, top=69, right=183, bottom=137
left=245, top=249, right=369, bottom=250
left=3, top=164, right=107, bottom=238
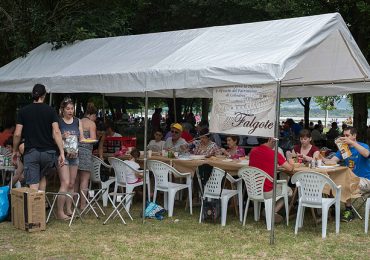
left=147, top=160, right=192, bottom=217
left=199, top=167, right=242, bottom=226
left=291, top=171, right=342, bottom=239
left=108, top=157, right=151, bottom=211
left=238, top=166, right=289, bottom=230
left=365, top=197, right=370, bottom=234
left=90, top=156, right=115, bottom=207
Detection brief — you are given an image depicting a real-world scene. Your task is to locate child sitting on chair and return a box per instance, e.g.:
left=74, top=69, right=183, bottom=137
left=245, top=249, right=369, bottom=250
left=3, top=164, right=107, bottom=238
left=125, top=149, right=143, bottom=184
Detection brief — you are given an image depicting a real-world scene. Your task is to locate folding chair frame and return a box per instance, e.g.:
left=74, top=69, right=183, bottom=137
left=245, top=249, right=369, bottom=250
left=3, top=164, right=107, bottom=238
left=103, top=192, right=134, bottom=225
left=45, top=192, right=83, bottom=227
left=351, top=192, right=370, bottom=220
left=80, top=188, right=107, bottom=218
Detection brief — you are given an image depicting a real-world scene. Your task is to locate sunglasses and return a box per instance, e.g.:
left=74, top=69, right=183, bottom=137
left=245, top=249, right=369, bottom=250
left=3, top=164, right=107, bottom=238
left=171, top=130, right=180, bottom=134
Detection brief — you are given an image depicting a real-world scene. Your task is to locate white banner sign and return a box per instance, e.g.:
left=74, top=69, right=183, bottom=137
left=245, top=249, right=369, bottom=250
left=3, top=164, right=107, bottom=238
left=209, top=85, right=277, bottom=137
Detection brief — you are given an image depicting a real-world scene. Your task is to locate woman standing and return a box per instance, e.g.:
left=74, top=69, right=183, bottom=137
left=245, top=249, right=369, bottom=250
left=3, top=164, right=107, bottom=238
left=57, top=98, right=84, bottom=220
left=77, top=102, right=97, bottom=209
left=220, top=135, right=246, bottom=159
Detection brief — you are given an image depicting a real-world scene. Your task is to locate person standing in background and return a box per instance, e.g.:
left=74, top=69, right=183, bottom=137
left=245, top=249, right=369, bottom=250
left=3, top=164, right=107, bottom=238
left=12, top=84, right=65, bottom=191
left=151, top=108, right=162, bottom=133
left=77, top=102, right=97, bottom=209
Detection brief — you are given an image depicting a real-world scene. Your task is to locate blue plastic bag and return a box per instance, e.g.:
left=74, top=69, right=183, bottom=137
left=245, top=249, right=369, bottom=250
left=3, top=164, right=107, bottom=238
left=144, top=201, right=165, bottom=220
left=0, top=186, right=10, bottom=222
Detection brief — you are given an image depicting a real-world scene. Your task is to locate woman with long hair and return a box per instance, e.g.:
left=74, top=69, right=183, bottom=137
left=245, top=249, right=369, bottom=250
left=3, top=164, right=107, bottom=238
left=77, top=102, right=97, bottom=209
left=57, top=97, right=84, bottom=220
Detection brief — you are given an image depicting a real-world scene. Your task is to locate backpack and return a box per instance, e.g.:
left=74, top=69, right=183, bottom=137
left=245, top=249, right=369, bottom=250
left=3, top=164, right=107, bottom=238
left=197, top=165, right=226, bottom=222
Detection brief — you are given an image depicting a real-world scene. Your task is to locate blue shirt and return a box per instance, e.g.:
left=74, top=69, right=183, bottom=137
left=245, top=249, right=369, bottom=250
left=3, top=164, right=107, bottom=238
left=335, top=142, right=370, bottom=180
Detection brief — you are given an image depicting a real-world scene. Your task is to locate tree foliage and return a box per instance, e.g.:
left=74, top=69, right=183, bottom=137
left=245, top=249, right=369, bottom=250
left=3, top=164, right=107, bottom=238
left=0, top=0, right=369, bottom=135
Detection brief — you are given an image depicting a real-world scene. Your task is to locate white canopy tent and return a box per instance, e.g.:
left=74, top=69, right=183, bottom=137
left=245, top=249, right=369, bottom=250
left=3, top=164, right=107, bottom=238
left=0, top=12, right=369, bottom=96
left=1, top=12, right=369, bottom=244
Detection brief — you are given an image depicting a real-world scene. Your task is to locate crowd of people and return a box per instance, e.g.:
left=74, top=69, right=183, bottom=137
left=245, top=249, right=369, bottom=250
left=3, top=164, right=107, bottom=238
left=1, top=84, right=369, bottom=224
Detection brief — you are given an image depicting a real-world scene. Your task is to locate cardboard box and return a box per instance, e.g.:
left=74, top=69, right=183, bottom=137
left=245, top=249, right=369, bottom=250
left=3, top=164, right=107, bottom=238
left=11, top=188, right=46, bottom=232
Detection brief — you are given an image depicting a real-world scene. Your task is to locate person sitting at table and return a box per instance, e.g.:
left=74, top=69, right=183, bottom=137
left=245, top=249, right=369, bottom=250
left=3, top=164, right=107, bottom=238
left=249, top=137, right=294, bottom=223
left=287, top=129, right=320, bottom=163
left=147, top=129, right=165, bottom=152
left=323, top=126, right=370, bottom=222
left=125, top=149, right=143, bottom=184
left=163, top=123, right=187, bottom=153
left=6, top=138, right=24, bottom=187
left=220, top=135, right=245, bottom=159
left=93, top=120, right=105, bottom=159
left=181, top=123, right=193, bottom=143
left=0, top=122, right=15, bottom=147
left=191, top=128, right=220, bottom=158
left=105, top=121, right=122, bottom=137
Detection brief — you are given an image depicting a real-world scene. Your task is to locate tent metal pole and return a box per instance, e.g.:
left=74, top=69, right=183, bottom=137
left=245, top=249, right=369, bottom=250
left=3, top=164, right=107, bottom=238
left=142, top=91, right=149, bottom=224
left=49, top=92, right=52, bottom=106
left=173, top=89, right=177, bottom=122
left=270, top=80, right=282, bottom=245
left=102, top=94, right=105, bottom=122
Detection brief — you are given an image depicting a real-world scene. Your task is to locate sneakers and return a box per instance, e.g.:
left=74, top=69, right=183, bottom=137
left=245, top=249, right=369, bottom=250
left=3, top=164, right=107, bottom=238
left=341, top=209, right=354, bottom=222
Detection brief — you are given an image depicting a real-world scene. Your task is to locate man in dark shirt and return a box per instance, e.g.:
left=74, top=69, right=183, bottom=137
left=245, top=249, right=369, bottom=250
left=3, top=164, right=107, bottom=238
left=12, top=84, right=65, bottom=190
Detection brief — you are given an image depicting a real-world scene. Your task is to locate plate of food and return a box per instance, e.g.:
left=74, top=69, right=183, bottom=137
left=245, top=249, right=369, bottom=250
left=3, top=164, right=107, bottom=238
left=318, top=164, right=339, bottom=169
left=189, top=155, right=206, bottom=160
left=237, top=160, right=249, bottom=165
left=80, top=139, right=98, bottom=144
left=177, top=157, right=192, bottom=161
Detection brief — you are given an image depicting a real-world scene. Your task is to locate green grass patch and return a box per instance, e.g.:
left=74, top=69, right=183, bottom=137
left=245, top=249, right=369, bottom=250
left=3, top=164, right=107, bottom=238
left=1, top=202, right=369, bottom=259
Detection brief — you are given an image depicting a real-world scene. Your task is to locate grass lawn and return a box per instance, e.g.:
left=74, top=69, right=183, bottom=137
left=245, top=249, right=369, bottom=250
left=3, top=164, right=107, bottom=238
left=0, top=200, right=369, bottom=259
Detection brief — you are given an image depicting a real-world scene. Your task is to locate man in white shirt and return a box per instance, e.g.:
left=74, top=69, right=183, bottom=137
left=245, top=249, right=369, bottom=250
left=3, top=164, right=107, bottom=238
left=164, top=123, right=187, bottom=153
left=105, top=122, right=122, bottom=137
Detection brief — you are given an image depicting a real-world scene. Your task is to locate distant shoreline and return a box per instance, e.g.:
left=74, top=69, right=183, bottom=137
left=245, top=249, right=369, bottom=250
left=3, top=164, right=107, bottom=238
left=280, top=116, right=370, bottom=126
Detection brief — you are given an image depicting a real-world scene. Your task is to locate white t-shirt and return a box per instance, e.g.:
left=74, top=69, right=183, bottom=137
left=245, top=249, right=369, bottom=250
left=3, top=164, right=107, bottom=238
left=164, top=137, right=187, bottom=153
left=147, top=140, right=165, bottom=152
left=124, top=160, right=141, bottom=184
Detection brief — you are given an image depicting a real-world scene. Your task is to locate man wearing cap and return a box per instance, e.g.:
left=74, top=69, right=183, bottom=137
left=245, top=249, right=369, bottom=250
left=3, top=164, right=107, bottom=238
left=163, top=123, right=187, bottom=153
left=12, top=84, right=65, bottom=191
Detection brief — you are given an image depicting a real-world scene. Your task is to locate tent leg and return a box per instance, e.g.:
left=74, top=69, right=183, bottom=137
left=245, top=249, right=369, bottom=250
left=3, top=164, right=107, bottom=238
left=173, top=89, right=177, bottom=122
left=270, top=81, right=282, bottom=245
left=49, top=92, right=52, bottom=106
left=142, top=91, right=149, bottom=223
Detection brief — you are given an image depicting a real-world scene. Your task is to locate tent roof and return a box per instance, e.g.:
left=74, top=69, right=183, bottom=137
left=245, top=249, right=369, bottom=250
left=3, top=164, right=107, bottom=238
left=0, top=12, right=369, bottom=97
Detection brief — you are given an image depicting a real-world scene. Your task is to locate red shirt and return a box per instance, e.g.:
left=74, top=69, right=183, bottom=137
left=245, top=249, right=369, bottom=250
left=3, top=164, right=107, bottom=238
left=181, top=131, right=193, bottom=143
left=249, top=144, right=286, bottom=192
left=0, top=129, right=13, bottom=146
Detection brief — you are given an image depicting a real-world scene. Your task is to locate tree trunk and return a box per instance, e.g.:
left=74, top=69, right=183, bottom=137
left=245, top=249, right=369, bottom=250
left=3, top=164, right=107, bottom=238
left=201, top=98, right=209, bottom=122
left=352, top=93, right=368, bottom=142
left=298, top=97, right=311, bottom=129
